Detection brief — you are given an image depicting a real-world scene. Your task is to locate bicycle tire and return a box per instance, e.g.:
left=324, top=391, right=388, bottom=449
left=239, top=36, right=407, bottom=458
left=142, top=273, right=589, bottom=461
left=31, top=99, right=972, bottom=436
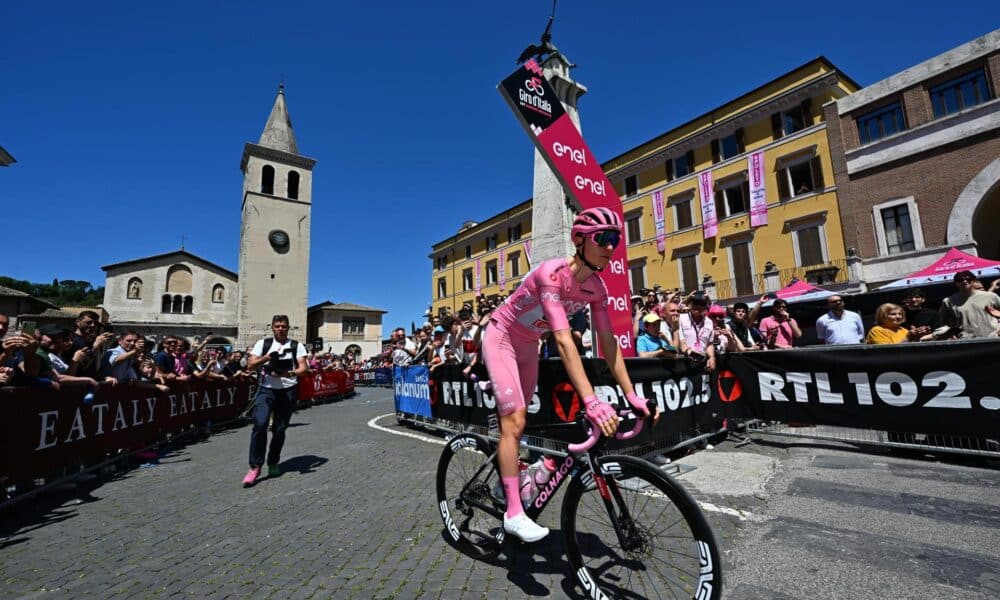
left=435, top=432, right=504, bottom=560
left=562, top=455, right=722, bottom=600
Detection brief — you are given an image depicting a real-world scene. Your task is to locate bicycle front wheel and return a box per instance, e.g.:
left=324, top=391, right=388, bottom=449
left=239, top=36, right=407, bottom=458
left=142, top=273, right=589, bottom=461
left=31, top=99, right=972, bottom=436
left=562, top=455, right=722, bottom=600
left=435, top=432, right=503, bottom=560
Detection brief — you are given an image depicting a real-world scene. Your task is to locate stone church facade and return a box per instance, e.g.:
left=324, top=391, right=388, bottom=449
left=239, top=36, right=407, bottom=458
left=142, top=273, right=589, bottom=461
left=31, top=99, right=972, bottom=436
left=100, top=86, right=387, bottom=353
left=102, top=250, right=239, bottom=346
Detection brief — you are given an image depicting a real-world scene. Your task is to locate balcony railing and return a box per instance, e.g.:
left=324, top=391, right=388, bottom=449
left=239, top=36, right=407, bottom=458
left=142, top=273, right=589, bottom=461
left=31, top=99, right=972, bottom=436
left=709, top=258, right=849, bottom=301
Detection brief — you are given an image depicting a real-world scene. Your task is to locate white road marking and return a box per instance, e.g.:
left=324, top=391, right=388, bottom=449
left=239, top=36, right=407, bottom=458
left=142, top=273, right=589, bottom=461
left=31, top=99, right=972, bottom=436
left=367, top=413, right=445, bottom=446
left=368, top=413, right=758, bottom=521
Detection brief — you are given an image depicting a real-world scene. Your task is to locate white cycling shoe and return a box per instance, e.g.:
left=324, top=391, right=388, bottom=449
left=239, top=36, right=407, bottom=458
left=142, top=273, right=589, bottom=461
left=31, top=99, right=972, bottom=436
left=503, top=512, right=549, bottom=543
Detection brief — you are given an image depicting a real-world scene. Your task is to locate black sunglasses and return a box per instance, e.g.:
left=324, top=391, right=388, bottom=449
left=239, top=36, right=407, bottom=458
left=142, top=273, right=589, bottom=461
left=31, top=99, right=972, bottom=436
left=591, top=230, right=622, bottom=249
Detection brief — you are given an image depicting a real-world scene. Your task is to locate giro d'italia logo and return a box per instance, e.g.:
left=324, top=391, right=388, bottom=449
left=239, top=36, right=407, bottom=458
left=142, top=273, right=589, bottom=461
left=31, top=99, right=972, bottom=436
left=552, top=381, right=581, bottom=422
left=716, top=369, right=743, bottom=403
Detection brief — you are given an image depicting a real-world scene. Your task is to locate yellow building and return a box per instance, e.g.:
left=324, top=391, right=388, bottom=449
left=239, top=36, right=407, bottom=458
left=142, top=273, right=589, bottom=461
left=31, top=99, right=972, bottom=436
left=604, top=57, right=859, bottom=300
left=431, top=199, right=532, bottom=316
left=431, top=58, right=860, bottom=306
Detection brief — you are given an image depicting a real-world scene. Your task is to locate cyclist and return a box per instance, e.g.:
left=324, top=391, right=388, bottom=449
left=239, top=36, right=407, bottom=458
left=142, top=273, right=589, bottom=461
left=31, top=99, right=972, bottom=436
left=482, top=206, right=660, bottom=543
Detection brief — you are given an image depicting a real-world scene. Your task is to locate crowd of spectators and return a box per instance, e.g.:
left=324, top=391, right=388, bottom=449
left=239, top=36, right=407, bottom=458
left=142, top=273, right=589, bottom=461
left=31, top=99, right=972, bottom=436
left=0, top=309, right=363, bottom=396
left=382, top=270, right=999, bottom=379
left=627, top=270, right=1000, bottom=362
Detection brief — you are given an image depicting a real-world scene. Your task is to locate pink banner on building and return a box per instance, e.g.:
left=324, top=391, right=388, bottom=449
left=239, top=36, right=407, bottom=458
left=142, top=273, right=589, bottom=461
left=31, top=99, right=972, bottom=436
left=523, top=240, right=531, bottom=266
left=652, top=190, right=666, bottom=253
left=699, top=171, right=717, bottom=239
left=499, top=248, right=507, bottom=290
left=475, top=259, right=482, bottom=295
left=748, top=150, right=768, bottom=227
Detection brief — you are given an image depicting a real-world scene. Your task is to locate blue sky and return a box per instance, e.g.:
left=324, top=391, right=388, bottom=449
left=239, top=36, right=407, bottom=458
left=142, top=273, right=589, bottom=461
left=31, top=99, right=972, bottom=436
left=2, top=2, right=997, bottom=330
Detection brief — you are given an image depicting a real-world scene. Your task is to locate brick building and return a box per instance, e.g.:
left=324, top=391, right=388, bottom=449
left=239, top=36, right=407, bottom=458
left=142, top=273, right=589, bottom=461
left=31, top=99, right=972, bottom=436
left=824, top=28, right=1000, bottom=287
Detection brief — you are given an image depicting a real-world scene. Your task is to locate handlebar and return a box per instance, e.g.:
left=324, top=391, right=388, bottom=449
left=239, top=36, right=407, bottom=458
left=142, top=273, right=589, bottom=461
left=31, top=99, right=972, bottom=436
left=566, top=400, right=656, bottom=454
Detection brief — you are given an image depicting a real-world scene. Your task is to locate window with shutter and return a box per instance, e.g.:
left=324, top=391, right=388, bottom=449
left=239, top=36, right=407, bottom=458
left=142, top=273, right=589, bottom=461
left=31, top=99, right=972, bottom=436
left=796, top=227, right=824, bottom=266
left=624, top=175, right=638, bottom=197
left=680, top=255, right=699, bottom=293
left=626, top=214, right=641, bottom=244
left=771, top=113, right=783, bottom=140
left=710, top=139, right=721, bottom=163
left=665, top=159, right=674, bottom=182
left=629, top=261, right=646, bottom=294
left=675, top=199, right=693, bottom=230
left=800, top=98, right=813, bottom=126
left=810, top=157, right=824, bottom=190
left=730, top=242, right=754, bottom=296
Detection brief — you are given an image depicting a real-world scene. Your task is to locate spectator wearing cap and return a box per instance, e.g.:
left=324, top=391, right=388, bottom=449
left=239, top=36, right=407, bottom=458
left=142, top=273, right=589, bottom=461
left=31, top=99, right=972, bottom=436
left=428, top=325, right=448, bottom=371
left=676, top=293, right=717, bottom=372
left=637, top=313, right=677, bottom=358
left=759, top=299, right=802, bottom=349
left=727, top=302, right=764, bottom=351
left=38, top=323, right=101, bottom=395
left=939, top=270, right=1000, bottom=338
left=900, top=288, right=938, bottom=329
left=708, top=305, right=739, bottom=353
left=815, top=295, right=864, bottom=345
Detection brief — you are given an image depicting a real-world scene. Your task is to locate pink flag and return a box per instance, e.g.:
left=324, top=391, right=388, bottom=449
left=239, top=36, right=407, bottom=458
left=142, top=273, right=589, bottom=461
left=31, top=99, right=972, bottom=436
left=475, top=259, right=482, bottom=295
left=499, top=248, right=507, bottom=291
left=699, top=171, right=717, bottom=239
left=652, top=190, right=666, bottom=253
left=523, top=240, right=531, bottom=265
left=748, top=150, right=768, bottom=227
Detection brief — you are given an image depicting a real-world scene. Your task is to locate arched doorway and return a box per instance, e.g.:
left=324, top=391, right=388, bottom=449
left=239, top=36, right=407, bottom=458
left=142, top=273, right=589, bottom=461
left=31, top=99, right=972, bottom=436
left=972, top=184, right=1000, bottom=260
left=949, top=159, right=1000, bottom=259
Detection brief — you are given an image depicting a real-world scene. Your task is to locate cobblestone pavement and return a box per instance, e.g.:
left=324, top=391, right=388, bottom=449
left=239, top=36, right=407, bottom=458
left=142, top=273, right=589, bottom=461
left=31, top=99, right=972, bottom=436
left=2, top=387, right=999, bottom=599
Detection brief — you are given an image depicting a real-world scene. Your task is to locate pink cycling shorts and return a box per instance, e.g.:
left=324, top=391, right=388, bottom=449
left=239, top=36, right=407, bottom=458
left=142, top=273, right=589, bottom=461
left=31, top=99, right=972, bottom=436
left=481, top=324, right=538, bottom=417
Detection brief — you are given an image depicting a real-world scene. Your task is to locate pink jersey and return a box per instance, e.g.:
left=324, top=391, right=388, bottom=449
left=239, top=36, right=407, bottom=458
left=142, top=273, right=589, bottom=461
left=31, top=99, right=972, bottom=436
left=490, top=258, right=612, bottom=341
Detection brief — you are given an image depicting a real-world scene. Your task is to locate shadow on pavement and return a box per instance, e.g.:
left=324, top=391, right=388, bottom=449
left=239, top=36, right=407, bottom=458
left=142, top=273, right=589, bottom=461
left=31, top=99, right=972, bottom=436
left=436, top=526, right=593, bottom=599
left=276, top=454, right=328, bottom=475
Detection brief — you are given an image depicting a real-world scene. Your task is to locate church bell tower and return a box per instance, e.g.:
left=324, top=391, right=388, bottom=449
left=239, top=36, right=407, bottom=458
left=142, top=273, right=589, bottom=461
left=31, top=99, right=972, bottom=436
left=237, top=84, right=315, bottom=348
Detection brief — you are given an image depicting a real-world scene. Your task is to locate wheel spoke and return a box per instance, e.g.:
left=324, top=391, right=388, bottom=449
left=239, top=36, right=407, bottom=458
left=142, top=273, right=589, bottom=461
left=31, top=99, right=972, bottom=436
left=566, top=458, right=721, bottom=600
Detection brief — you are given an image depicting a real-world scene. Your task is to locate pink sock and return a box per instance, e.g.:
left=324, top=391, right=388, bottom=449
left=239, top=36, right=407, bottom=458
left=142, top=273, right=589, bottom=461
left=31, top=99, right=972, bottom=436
left=502, top=476, right=523, bottom=518
left=542, top=456, right=557, bottom=471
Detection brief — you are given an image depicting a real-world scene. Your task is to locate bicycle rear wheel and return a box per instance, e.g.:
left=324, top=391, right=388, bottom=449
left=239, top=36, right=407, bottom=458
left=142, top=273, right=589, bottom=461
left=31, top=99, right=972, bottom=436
left=562, top=455, right=722, bottom=600
left=435, top=432, right=504, bottom=560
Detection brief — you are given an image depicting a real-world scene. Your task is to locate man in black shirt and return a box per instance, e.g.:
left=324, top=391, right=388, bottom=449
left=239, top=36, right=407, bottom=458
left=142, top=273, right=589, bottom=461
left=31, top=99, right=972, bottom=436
left=901, top=288, right=938, bottom=329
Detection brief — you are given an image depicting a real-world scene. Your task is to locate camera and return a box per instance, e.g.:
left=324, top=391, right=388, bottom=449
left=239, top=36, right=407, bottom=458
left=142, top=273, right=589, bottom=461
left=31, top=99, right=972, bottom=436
left=266, top=348, right=294, bottom=374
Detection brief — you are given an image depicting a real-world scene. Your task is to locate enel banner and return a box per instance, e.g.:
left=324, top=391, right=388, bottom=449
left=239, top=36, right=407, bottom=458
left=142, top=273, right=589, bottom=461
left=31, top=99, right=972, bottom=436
left=498, top=60, right=635, bottom=357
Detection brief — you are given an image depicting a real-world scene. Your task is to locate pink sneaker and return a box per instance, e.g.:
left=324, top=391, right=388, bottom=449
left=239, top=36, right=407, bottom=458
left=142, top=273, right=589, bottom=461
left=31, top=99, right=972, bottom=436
left=242, top=467, right=261, bottom=487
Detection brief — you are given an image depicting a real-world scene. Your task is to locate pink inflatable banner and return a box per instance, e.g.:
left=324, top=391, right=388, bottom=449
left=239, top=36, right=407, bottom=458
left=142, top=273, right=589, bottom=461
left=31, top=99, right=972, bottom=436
left=699, top=170, right=717, bottom=239
left=748, top=150, right=768, bottom=227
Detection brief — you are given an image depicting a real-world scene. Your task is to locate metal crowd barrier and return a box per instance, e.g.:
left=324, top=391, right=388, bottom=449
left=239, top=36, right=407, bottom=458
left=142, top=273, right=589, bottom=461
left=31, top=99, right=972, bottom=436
left=737, top=419, right=1000, bottom=459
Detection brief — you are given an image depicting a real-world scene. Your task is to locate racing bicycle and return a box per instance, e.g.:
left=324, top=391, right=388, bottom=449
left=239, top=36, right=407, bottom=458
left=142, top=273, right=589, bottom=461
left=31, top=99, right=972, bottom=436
left=436, top=403, right=722, bottom=599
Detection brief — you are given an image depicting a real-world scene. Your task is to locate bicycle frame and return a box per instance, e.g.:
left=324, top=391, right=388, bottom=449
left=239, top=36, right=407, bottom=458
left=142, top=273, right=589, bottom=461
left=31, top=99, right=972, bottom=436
left=456, top=429, right=638, bottom=550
